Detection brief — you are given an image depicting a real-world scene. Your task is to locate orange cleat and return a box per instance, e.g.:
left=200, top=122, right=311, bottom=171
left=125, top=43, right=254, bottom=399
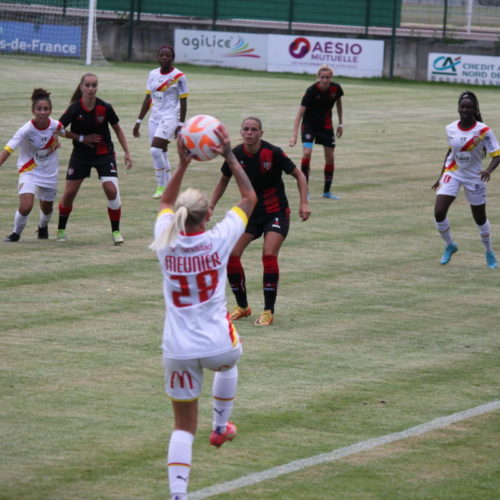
left=209, top=421, right=237, bottom=448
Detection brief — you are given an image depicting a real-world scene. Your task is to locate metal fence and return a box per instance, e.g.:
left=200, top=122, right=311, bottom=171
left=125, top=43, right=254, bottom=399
left=100, top=0, right=400, bottom=30
left=2, top=1, right=498, bottom=36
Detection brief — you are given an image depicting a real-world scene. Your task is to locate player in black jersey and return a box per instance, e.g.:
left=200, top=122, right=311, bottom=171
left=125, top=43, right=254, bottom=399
left=290, top=65, right=344, bottom=200
left=210, top=117, right=310, bottom=326
left=57, top=73, right=132, bottom=244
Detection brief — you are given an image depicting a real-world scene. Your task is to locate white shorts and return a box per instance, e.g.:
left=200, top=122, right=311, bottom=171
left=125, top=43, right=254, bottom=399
left=149, top=115, right=178, bottom=143
left=18, top=175, right=57, bottom=202
left=163, top=343, right=242, bottom=401
left=437, top=174, right=486, bottom=206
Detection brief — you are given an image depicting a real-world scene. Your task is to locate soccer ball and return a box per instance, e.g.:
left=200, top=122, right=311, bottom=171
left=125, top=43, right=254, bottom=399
left=180, top=115, right=222, bottom=161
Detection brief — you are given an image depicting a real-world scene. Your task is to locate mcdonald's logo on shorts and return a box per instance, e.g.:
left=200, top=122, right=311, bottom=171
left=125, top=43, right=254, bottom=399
left=170, top=370, right=194, bottom=390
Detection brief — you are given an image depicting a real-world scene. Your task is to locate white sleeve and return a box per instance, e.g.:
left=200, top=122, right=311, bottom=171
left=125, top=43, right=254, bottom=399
left=5, top=122, right=28, bottom=152
left=178, top=74, right=189, bottom=97
left=154, top=210, right=174, bottom=239
left=484, top=129, right=500, bottom=156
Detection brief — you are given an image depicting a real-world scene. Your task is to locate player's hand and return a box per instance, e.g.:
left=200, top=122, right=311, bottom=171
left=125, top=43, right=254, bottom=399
left=211, top=124, right=232, bottom=158
left=299, top=202, right=311, bottom=221
left=480, top=169, right=491, bottom=182
left=431, top=180, right=440, bottom=191
left=82, top=134, right=102, bottom=147
left=289, top=136, right=297, bottom=147
left=336, top=127, right=343, bottom=139
left=132, top=123, right=141, bottom=138
left=48, top=136, right=61, bottom=154
left=124, top=153, right=132, bottom=170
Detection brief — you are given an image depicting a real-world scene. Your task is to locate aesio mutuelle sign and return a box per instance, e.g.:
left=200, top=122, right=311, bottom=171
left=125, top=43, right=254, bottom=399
left=176, top=29, right=384, bottom=78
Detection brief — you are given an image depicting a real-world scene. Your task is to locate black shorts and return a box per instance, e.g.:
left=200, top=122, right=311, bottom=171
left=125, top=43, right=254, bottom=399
left=301, top=124, right=335, bottom=148
left=66, top=153, right=117, bottom=180
left=246, top=211, right=290, bottom=240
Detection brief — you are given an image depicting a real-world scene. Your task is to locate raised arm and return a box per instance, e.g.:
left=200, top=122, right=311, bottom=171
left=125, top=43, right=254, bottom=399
left=158, top=136, right=192, bottom=211
left=212, top=126, right=256, bottom=218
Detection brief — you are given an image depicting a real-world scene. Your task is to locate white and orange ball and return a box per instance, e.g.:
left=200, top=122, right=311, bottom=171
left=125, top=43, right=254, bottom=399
left=180, top=115, right=222, bottom=161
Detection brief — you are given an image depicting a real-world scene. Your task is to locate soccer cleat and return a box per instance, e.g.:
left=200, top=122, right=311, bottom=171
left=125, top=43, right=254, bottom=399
left=152, top=186, right=165, bottom=199
left=254, top=310, right=273, bottom=326
left=37, top=226, right=49, bottom=239
left=209, top=421, right=237, bottom=448
left=229, top=306, right=252, bottom=321
left=3, top=232, right=20, bottom=242
left=56, top=229, right=67, bottom=242
left=485, top=250, right=497, bottom=269
left=440, top=242, right=458, bottom=265
left=112, top=230, right=124, bottom=245
left=322, top=192, right=340, bottom=200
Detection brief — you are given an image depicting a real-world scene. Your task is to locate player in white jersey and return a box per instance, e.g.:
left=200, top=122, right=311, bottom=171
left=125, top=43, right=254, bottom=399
left=150, top=126, right=256, bottom=500
left=133, top=45, right=189, bottom=199
left=432, top=90, right=500, bottom=268
left=0, top=88, right=73, bottom=242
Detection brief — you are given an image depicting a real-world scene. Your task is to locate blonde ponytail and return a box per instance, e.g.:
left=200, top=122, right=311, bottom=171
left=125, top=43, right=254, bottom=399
left=150, top=188, right=208, bottom=250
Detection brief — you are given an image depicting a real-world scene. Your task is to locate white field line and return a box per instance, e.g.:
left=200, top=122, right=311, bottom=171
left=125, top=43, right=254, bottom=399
left=190, top=400, right=500, bottom=499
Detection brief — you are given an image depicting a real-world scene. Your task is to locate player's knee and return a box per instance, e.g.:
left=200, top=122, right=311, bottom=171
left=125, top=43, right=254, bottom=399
left=150, top=146, right=165, bottom=166
left=262, top=254, right=279, bottom=272
left=18, top=205, right=32, bottom=216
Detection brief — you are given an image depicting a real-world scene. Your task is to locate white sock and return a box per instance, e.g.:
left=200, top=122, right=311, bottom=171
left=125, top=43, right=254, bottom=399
left=477, top=220, right=493, bottom=252
left=151, top=147, right=167, bottom=187
left=13, top=210, right=28, bottom=235
left=38, top=210, right=52, bottom=228
left=435, top=218, right=454, bottom=246
left=171, top=494, right=187, bottom=500
left=212, top=366, right=238, bottom=433
left=167, top=430, right=194, bottom=497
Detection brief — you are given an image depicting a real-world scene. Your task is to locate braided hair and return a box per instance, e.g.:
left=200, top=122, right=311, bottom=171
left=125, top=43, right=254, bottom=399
left=458, top=90, right=483, bottom=122
left=458, top=90, right=486, bottom=156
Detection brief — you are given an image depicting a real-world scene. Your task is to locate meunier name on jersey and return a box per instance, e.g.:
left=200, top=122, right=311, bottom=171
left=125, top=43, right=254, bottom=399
left=164, top=252, right=222, bottom=273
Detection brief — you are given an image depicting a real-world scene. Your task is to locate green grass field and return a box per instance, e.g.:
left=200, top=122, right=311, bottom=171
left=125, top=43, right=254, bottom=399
left=0, top=59, right=499, bottom=500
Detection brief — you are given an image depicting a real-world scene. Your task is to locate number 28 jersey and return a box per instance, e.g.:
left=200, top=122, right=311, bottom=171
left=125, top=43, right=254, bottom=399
left=154, top=206, right=247, bottom=359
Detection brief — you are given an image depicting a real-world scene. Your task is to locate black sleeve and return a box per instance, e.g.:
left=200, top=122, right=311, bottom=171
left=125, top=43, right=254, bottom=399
left=59, top=103, right=76, bottom=128
left=107, top=103, right=119, bottom=126
left=221, top=160, right=232, bottom=177
left=275, top=147, right=296, bottom=175
left=300, top=86, right=314, bottom=108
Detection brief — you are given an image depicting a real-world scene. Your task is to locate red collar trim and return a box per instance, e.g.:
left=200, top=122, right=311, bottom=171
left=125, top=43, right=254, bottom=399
left=31, top=119, right=50, bottom=130
left=80, top=97, right=96, bottom=113
left=458, top=120, right=477, bottom=131
left=180, top=230, right=205, bottom=236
